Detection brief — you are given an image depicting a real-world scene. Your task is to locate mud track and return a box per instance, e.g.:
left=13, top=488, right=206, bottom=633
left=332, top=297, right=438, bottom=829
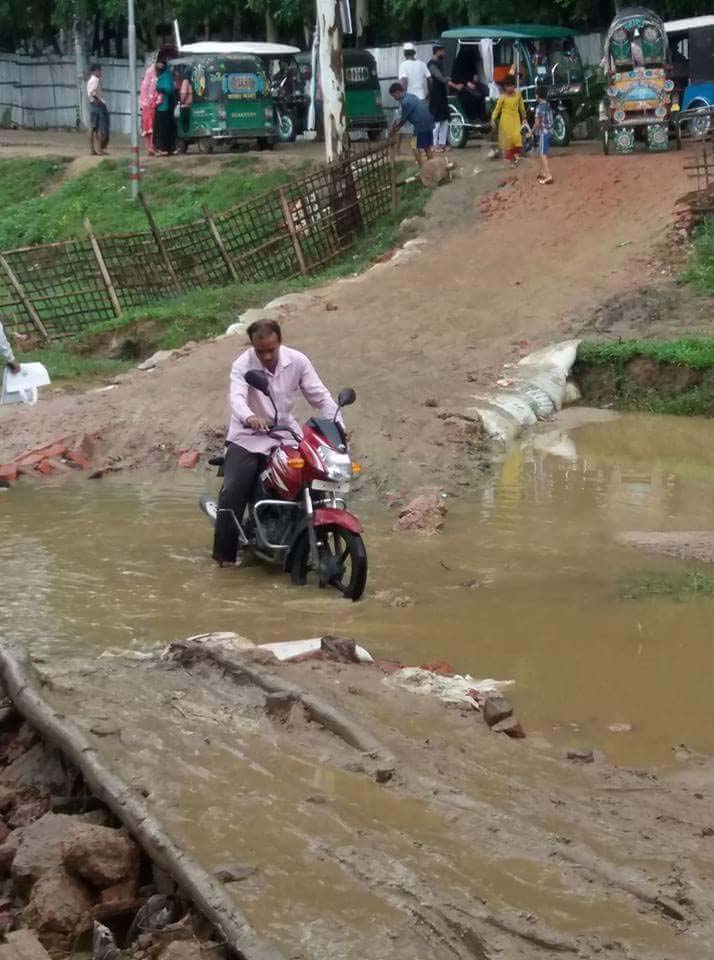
left=2, top=144, right=710, bottom=493
left=15, top=637, right=714, bottom=960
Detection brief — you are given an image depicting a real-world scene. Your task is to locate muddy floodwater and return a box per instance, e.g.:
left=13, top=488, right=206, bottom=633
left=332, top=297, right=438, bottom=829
left=2, top=410, right=713, bottom=767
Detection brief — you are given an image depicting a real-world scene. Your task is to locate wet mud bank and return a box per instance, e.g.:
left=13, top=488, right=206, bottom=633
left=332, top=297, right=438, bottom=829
left=0, top=645, right=281, bottom=960
left=571, top=338, right=714, bottom=417
left=1, top=636, right=713, bottom=959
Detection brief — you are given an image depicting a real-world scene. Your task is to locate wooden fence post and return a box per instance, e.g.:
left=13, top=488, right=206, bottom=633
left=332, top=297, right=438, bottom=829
left=0, top=255, right=49, bottom=342
left=138, top=192, right=180, bottom=288
left=389, top=145, right=398, bottom=212
left=278, top=189, right=308, bottom=276
left=84, top=218, right=121, bottom=318
left=202, top=205, right=239, bottom=283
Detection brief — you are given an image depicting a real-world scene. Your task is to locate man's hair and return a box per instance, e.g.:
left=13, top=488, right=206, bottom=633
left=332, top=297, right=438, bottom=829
left=536, top=85, right=548, bottom=100
left=404, top=49, right=415, bottom=57
left=247, top=318, right=282, bottom=342
left=90, top=64, right=100, bottom=72
left=432, top=44, right=445, bottom=54
left=389, top=81, right=404, bottom=96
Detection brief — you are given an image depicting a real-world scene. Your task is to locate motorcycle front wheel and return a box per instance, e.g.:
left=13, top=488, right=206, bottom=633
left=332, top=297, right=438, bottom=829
left=291, top=525, right=367, bottom=601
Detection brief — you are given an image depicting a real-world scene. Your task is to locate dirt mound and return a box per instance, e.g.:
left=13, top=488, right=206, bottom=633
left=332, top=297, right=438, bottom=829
left=0, top=145, right=703, bottom=493
left=618, top=530, right=714, bottom=563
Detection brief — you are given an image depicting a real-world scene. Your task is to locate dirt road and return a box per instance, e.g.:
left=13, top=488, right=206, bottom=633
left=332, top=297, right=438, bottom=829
left=1, top=143, right=710, bottom=491
left=30, top=639, right=714, bottom=960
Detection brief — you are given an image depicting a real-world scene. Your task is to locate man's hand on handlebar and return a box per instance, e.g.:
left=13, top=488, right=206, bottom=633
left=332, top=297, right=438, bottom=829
left=247, top=415, right=270, bottom=432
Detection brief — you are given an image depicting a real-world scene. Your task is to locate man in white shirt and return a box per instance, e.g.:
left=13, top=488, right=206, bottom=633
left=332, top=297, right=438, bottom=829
left=87, top=64, right=110, bottom=156
left=399, top=43, right=430, bottom=102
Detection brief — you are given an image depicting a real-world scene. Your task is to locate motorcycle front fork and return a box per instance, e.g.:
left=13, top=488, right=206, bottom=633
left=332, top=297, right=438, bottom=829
left=303, top=487, right=321, bottom=573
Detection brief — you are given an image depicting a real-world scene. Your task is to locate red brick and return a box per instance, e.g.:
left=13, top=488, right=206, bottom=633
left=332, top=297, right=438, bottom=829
left=0, top=464, right=18, bottom=484
left=35, top=460, right=55, bottom=476
left=178, top=450, right=200, bottom=469
left=419, top=660, right=455, bottom=677
left=64, top=450, right=92, bottom=470
left=15, top=442, right=67, bottom=465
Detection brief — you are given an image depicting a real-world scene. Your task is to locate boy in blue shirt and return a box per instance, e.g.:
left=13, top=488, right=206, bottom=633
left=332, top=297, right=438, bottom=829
left=389, top=83, right=434, bottom=164
left=533, top=86, right=554, bottom=185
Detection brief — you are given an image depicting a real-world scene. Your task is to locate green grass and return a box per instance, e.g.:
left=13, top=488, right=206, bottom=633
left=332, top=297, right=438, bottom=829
left=0, top=157, right=296, bottom=250
left=0, top=158, right=69, bottom=243
left=21, top=174, right=428, bottom=381
left=576, top=337, right=714, bottom=371
left=19, top=345, right=131, bottom=384
left=683, top=218, right=714, bottom=293
left=574, top=337, right=714, bottom=416
left=619, top=570, right=714, bottom=601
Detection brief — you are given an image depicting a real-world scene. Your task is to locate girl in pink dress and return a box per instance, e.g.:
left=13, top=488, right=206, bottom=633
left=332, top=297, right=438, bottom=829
left=139, top=63, right=159, bottom=156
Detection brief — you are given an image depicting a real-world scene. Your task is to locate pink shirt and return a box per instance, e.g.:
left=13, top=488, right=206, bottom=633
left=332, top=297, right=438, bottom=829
left=227, top=345, right=340, bottom=454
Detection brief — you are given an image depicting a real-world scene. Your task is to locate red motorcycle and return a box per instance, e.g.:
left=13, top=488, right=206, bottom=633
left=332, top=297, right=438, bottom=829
left=199, top=369, right=367, bottom=601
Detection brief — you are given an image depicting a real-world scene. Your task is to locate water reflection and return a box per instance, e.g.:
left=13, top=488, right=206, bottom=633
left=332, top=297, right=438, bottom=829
left=0, top=411, right=713, bottom=764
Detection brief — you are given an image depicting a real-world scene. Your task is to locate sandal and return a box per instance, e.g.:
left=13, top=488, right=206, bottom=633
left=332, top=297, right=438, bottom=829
left=539, top=176, right=553, bottom=185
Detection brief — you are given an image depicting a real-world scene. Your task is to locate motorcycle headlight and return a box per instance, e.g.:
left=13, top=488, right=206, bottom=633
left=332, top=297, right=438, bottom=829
left=320, top=445, right=352, bottom=481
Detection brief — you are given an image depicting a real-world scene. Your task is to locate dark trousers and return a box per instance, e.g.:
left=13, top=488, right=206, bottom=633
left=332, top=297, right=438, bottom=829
left=212, top=444, right=265, bottom=563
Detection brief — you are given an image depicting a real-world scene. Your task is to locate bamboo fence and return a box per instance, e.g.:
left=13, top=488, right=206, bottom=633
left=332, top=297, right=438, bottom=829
left=0, top=142, right=397, bottom=343
left=684, top=146, right=714, bottom=220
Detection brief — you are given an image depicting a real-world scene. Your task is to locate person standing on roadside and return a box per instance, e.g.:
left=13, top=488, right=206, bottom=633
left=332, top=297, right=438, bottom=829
left=398, top=43, right=430, bottom=163
left=428, top=44, right=460, bottom=152
left=87, top=64, right=110, bottom=156
left=399, top=43, right=430, bottom=101
left=152, top=61, right=177, bottom=156
left=533, top=86, right=554, bottom=184
left=0, top=320, right=20, bottom=374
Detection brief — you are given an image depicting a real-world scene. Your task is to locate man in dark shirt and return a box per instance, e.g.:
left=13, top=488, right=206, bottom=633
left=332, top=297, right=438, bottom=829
left=389, top=83, right=434, bottom=164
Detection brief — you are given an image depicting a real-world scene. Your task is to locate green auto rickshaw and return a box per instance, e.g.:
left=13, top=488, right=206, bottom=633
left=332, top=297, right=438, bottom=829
left=171, top=41, right=288, bottom=152
left=343, top=49, right=387, bottom=139
left=297, top=47, right=387, bottom=140
left=440, top=25, right=602, bottom=149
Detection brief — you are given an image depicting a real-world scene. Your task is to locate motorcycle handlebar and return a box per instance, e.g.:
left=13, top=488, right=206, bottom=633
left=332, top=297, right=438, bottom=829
left=250, top=423, right=302, bottom=443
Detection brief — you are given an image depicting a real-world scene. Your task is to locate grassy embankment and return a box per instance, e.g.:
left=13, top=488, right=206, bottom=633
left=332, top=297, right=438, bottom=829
left=574, top=221, right=714, bottom=416
left=0, top=156, right=428, bottom=382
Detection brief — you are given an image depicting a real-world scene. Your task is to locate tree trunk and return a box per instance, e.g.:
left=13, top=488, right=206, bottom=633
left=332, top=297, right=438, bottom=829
left=232, top=1, right=242, bottom=39
left=316, top=0, right=348, bottom=162
left=265, top=7, right=278, bottom=43
left=467, top=0, right=481, bottom=26
left=355, top=0, right=368, bottom=47
left=204, top=16, right=210, bottom=39
left=73, top=17, right=89, bottom=129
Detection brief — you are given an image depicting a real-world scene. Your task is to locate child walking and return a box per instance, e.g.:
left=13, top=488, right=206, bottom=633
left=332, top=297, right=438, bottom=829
left=491, top=78, right=525, bottom=165
left=533, top=86, right=554, bottom=185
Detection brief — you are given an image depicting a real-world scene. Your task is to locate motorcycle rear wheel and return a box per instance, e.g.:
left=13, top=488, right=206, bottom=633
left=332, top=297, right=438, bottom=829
left=291, top=525, right=367, bottom=601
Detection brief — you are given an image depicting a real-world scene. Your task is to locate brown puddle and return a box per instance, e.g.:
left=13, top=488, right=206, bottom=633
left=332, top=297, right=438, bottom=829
left=1, top=410, right=714, bottom=767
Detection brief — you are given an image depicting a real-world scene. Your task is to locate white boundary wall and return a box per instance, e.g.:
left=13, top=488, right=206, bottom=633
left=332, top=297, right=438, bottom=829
left=0, top=54, right=145, bottom=134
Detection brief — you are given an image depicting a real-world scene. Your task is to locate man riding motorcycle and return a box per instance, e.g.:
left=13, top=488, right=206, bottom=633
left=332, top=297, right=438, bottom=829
left=213, top=319, right=343, bottom=565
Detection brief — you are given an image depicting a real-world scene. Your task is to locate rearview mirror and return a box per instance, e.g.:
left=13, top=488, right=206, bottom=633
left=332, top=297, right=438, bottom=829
left=338, top=388, right=356, bottom=408
left=245, top=369, right=270, bottom=395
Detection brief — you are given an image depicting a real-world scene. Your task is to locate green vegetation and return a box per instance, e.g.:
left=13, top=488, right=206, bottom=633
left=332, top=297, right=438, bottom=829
left=20, top=173, right=429, bottom=382
left=684, top=219, right=714, bottom=294
left=0, top=158, right=68, bottom=240
left=577, top=337, right=714, bottom=370
left=574, top=337, right=714, bottom=417
left=620, top=570, right=714, bottom=601
left=0, top=157, right=296, bottom=250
